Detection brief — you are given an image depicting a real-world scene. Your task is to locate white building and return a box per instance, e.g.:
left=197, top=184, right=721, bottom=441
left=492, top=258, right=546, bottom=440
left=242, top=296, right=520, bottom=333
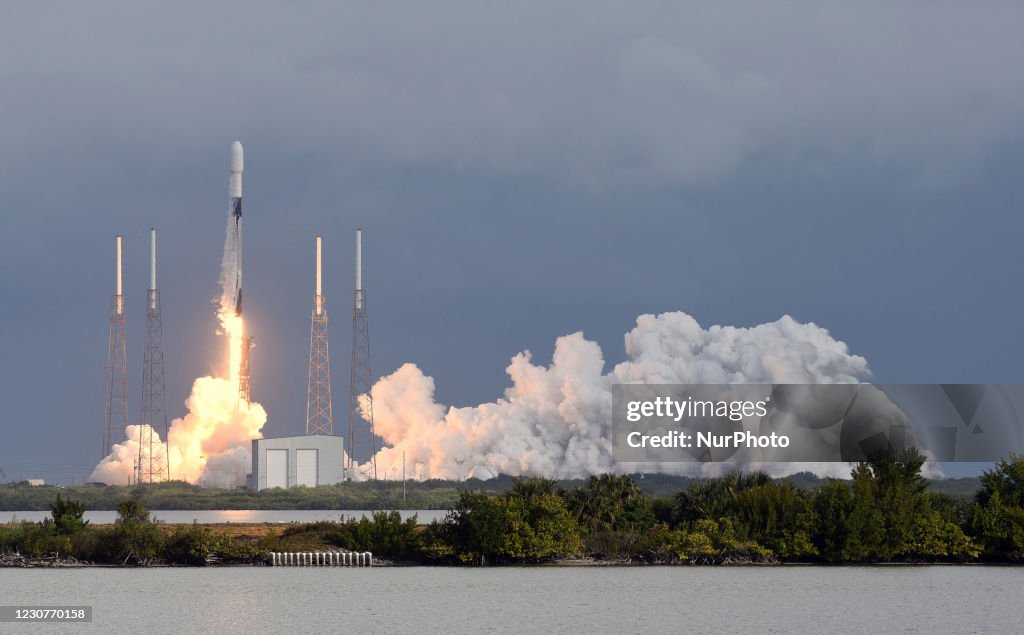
left=248, top=435, right=345, bottom=490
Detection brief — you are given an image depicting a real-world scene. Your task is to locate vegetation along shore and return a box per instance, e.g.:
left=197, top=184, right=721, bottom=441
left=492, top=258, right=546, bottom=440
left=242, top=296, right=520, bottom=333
left=2, top=451, right=1022, bottom=567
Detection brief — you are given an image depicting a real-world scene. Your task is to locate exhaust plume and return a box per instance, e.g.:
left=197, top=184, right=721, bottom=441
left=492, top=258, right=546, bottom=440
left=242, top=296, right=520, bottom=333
left=366, top=312, right=875, bottom=480
left=90, top=142, right=264, bottom=486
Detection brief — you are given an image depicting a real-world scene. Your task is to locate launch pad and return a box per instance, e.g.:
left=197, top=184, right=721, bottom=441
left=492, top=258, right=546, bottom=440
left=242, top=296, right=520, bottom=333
left=95, top=141, right=381, bottom=488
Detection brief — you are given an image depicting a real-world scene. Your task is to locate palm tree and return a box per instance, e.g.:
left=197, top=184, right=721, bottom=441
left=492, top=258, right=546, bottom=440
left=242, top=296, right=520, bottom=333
left=567, top=474, right=646, bottom=530
left=508, top=477, right=562, bottom=503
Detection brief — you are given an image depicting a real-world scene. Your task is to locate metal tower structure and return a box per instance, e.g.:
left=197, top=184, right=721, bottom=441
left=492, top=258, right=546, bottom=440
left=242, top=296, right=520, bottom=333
left=348, top=228, right=377, bottom=479
left=138, top=229, right=169, bottom=483
left=103, top=235, right=128, bottom=459
left=306, top=235, right=333, bottom=435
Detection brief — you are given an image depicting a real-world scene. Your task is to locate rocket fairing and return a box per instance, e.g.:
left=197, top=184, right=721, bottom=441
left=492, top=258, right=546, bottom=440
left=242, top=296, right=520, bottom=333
left=229, top=141, right=244, bottom=316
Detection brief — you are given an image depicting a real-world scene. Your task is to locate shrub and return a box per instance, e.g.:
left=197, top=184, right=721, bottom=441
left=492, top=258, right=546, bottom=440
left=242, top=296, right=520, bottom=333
left=51, top=495, right=89, bottom=536
left=165, top=523, right=214, bottom=565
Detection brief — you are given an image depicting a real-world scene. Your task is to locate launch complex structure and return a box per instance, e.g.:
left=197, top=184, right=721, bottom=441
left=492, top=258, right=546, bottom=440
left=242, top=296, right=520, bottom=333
left=100, top=142, right=380, bottom=484
left=303, top=229, right=379, bottom=480
left=139, top=229, right=169, bottom=482
left=102, top=236, right=128, bottom=459
left=102, top=230, right=170, bottom=483
left=348, top=228, right=377, bottom=479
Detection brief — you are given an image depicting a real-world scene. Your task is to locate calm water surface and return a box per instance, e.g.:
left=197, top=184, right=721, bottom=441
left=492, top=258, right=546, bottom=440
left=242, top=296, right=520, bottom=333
left=0, top=566, right=1020, bottom=634
left=3, top=509, right=447, bottom=524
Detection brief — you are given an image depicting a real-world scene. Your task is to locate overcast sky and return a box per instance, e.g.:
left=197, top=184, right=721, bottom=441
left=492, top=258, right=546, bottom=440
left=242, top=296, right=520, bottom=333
left=2, top=3, right=1023, bottom=483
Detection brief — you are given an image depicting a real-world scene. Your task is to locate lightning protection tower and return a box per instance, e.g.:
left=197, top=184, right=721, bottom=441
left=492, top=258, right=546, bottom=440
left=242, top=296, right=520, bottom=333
left=103, top=235, right=129, bottom=458
left=138, top=229, right=169, bottom=483
left=306, top=235, right=333, bottom=435
left=348, top=228, right=377, bottom=479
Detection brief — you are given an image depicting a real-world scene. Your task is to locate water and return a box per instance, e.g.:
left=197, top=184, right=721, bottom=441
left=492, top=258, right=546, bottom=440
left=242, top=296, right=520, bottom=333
left=2, top=509, right=447, bottom=525
left=0, top=566, right=1020, bottom=633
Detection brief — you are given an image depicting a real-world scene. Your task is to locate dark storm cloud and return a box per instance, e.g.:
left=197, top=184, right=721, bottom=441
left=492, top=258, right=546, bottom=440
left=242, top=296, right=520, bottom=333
left=2, top=3, right=1022, bottom=185
left=1, top=2, right=1023, bottom=481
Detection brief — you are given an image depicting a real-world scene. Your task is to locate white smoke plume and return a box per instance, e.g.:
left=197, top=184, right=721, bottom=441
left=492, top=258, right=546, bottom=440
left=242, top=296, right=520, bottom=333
left=89, top=424, right=162, bottom=485
left=88, top=381, right=267, bottom=487
left=89, top=196, right=265, bottom=487
left=367, top=312, right=875, bottom=480
left=164, top=377, right=266, bottom=487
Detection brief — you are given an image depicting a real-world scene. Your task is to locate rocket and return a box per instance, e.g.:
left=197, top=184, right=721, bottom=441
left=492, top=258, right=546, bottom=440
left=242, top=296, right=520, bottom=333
left=229, top=141, right=244, bottom=316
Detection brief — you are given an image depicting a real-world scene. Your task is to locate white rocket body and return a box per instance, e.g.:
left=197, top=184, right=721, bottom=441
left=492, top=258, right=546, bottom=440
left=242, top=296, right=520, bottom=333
left=230, top=141, right=243, bottom=198
left=229, top=141, right=244, bottom=316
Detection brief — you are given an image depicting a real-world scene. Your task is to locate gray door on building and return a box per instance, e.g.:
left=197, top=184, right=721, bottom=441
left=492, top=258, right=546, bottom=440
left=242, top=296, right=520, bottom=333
left=266, top=449, right=288, bottom=489
left=296, top=449, right=318, bottom=487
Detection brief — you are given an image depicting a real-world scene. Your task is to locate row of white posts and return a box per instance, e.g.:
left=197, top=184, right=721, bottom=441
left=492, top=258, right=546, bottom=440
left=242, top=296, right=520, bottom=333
left=269, top=551, right=373, bottom=567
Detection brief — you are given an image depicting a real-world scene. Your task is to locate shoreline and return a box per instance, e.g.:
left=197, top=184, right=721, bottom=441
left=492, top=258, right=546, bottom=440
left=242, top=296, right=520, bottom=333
left=6, top=544, right=1015, bottom=569
left=4, top=557, right=1021, bottom=569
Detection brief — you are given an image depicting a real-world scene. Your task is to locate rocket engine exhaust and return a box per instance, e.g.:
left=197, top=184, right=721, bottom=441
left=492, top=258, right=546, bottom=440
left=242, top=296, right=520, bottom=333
left=90, top=140, right=267, bottom=488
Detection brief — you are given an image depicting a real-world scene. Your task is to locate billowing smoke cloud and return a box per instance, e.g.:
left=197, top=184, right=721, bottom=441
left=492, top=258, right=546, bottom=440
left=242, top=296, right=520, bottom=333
left=88, top=380, right=266, bottom=487
left=89, top=187, right=266, bottom=487
left=164, top=377, right=266, bottom=487
left=367, top=312, right=875, bottom=480
left=90, top=424, right=162, bottom=485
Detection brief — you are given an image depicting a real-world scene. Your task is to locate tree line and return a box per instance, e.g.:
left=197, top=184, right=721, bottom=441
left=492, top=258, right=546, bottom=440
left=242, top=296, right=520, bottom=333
left=0, top=472, right=981, bottom=512
left=422, top=451, right=1023, bottom=564
left=1, top=451, right=1022, bottom=565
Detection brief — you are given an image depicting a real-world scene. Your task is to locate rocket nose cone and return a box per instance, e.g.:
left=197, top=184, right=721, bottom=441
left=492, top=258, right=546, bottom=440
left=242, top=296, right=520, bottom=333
left=230, top=141, right=244, bottom=173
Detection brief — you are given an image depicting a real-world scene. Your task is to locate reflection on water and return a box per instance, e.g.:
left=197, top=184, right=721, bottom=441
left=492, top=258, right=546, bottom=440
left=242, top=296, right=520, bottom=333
left=2, top=509, right=447, bottom=525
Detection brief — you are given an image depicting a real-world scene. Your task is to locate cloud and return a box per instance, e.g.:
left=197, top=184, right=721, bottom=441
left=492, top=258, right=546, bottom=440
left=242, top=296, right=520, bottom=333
left=1, top=3, right=1022, bottom=185
left=367, top=311, right=870, bottom=480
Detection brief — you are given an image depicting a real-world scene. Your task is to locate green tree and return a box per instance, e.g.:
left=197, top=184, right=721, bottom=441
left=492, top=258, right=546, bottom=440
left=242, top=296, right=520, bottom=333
left=731, top=481, right=816, bottom=559
left=165, top=523, right=214, bottom=565
left=512, top=493, right=582, bottom=559
left=331, top=511, right=422, bottom=559
left=843, top=462, right=885, bottom=560
left=568, top=474, right=655, bottom=532
left=50, top=494, right=88, bottom=536
left=857, top=449, right=929, bottom=559
left=976, top=454, right=1024, bottom=507
left=972, top=455, right=1024, bottom=559
left=811, top=479, right=856, bottom=561
left=823, top=448, right=976, bottom=561
left=508, top=477, right=563, bottom=502
left=104, top=499, right=163, bottom=565
left=672, top=471, right=772, bottom=526
left=435, top=490, right=580, bottom=563
left=905, top=510, right=979, bottom=560
left=116, top=499, right=151, bottom=524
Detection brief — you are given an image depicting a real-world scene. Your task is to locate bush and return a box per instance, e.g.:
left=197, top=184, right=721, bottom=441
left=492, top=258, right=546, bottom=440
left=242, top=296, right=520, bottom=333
left=433, top=491, right=580, bottom=564
left=165, top=523, right=215, bottom=565
left=116, top=499, right=151, bottom=523
left=91, top=499, right=163, bottom=564
left=276, top=513, right=424, bottom=559
left=0, top=522, right=71, bottom=558
left=98, top=522, right=164, bottom=565
left=51, top=495, right=89, bottom=536
left=680, top=519, right=774, bottom=564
